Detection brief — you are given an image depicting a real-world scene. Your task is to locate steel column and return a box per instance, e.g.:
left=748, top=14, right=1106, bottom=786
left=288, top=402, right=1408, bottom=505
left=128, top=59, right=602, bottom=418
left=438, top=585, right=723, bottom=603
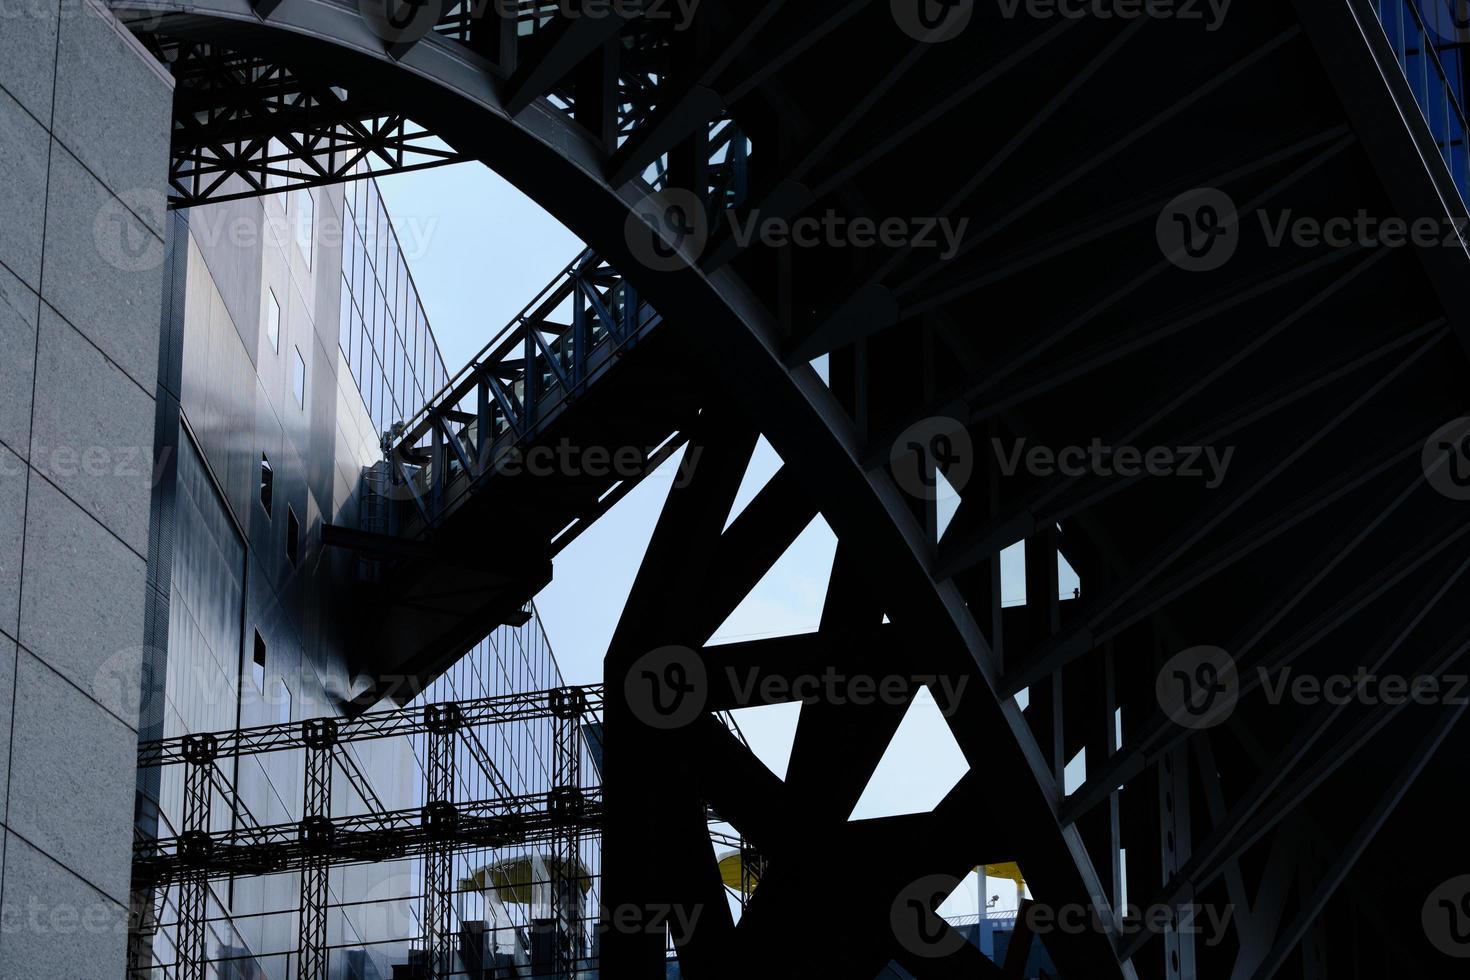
left=298, top=719, right=337, bottom=979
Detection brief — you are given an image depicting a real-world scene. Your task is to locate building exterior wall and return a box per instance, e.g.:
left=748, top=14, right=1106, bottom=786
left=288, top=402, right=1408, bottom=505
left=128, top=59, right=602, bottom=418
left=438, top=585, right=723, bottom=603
left=134, top=164, right=572, bottom=978
left=0, top=0, right=174, bottom=977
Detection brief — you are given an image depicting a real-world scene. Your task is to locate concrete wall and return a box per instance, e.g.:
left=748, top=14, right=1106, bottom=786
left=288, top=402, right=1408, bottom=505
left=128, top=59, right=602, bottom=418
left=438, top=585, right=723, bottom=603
left=0, top=0, right=173, bottom=976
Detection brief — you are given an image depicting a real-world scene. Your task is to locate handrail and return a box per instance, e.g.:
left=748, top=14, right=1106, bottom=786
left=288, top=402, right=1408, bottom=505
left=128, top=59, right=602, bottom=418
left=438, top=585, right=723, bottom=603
left=391, top=247, right=596, bottom=455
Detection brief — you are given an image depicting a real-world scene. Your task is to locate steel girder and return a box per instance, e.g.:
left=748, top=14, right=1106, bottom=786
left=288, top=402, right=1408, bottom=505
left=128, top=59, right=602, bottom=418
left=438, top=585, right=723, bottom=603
left=110, top=0, right=1470, bottom=977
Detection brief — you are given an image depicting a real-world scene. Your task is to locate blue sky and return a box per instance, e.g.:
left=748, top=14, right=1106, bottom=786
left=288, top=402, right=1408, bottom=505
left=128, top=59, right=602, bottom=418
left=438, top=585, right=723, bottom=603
left=378, top=165, right=1081, bottom=918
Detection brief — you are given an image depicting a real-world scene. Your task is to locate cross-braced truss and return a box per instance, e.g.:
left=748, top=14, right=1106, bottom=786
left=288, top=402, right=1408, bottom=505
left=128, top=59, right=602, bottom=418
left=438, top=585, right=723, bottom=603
left=112, top=0, right=1470, bottom=976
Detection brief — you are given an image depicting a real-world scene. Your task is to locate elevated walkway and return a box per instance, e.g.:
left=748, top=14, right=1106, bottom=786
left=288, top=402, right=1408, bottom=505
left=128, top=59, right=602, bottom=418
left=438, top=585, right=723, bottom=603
left=323, top=250, right=698, bottom=708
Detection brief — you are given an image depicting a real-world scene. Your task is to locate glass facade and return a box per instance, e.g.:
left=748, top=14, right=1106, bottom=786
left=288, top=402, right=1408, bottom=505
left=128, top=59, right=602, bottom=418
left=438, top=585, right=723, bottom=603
left=322, top=619, right=597, bottom=978
left=338, top=167, right=449, bottom=441
left=139, top=174, right=581, bottom=979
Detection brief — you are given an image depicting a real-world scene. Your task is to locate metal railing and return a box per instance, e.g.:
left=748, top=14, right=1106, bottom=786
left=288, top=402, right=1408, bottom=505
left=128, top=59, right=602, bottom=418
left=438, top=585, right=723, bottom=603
left=382, top=249, right=660, bottom=532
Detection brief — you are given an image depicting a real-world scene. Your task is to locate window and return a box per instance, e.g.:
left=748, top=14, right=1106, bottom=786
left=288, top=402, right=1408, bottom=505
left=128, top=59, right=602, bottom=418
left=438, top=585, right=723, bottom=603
left=266, top=289, right=280, bottom=353
left=339, top=274, right=352, bottom=361
left=293, top=189, right=315, bottom=269
left=259, top=454, right=273, bottom=514
left=286, top=506, right=300, bottom=566
left=292, top=346, right=306, bottom=409
left=252, top=631, right=266, bottom=693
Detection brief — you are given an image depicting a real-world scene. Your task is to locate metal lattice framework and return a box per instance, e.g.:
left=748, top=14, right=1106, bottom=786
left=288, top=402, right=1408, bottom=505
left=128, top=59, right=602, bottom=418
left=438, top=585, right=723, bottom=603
left=146, top=37, right=471, bottom=205
left=132, top=685, right=601, bottom=979
left=111, top=0, right=1470, bottom=977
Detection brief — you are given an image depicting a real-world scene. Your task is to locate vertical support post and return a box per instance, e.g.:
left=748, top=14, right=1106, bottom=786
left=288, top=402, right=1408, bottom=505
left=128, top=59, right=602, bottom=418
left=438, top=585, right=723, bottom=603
left=430, top=415, right=445, bottom=518
left=298, top=719, right=337, bottom=980
left=622, top=281, right=638, bottom=340
left=667, top=19, right=711, bottom=204
left=476, top=378, right=491, bottom=470
left=177, top=734, right=217, bottom=980
left=1299, top=845, right=1327, bottom=980
left=523, top=328, right=540, bottom=430
left=127, top=883, right=167, bottom=979
left=572, top=274, right=589, bottom=390
left=469, top=0, right=518, bottom=74
left=967, top=418, right=1006, bottom=672
left=424, top=703, right=462, bottom=980
left=1024, top=526, right=1065, bottom=785
left=729, top=129, right=749, bottom=207
left=1160, top=743, right=1196, bottom=980
left=550, top=687, right=587, bottom=978
left=574, top=35, right=620, bottom=154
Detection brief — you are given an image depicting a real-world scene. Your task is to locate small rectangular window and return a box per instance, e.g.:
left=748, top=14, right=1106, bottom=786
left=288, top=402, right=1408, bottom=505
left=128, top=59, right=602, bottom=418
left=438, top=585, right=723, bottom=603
left=266, top=289, right=280, bottom=353
left=252, top=631, right=266, bottom=693
left=259, top=454, right=273, bottom=515
left=286, top=506, right=300, bottom=567
left=294, top=189, right=315, bottom=269
left=292, top=346, right=306, bottom=409
left=339, top=274, right=353, bottom=362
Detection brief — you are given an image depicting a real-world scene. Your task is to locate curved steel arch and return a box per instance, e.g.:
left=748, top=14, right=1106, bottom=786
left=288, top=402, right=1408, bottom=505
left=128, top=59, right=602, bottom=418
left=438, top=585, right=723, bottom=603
left=113, top=0, right=1132, bottom=974
left=112, top=1, right=1470, bottom=978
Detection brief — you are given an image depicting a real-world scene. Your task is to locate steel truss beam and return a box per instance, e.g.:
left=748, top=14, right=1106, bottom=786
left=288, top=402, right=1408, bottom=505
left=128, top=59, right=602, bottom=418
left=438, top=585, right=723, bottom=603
left=133, top=685, right=602, bottom=980
left=144, top=38, right=471, bottom=205
left=114, top=1, right=1470, bottom=976
left=137, top=685, right=604, bottom=766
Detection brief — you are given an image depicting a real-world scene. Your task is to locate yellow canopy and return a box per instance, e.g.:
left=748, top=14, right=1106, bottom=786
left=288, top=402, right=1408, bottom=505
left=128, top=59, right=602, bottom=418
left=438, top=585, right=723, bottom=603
left=979, top=862, right=1026, bottom=891
left=460, top=853, right=593, bottom=903
left=716, top=851, right=762, bottom=896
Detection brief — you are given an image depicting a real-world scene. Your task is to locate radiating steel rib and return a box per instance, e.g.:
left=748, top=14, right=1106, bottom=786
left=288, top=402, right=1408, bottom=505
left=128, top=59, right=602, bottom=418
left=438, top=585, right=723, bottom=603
left=1003, top=325, right=1448, bottom=698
